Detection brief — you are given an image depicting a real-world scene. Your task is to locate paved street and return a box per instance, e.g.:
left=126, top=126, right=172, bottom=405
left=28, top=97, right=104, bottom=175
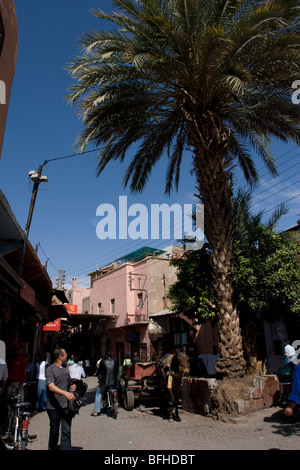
left=25, top=376, right=300, bottom=452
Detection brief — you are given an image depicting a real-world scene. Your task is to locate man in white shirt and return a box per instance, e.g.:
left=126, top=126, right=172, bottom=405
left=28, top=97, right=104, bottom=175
left=68, top=361, right=88, bottom=398
left=284, top=339, right=296, bottom=370
left=69, top=361, right=86, bottom=381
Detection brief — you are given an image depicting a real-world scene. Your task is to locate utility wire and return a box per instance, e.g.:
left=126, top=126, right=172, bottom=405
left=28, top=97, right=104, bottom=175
left=32, top=144, right=300, bottom=278
left=40, top=148, right=100, bottom=167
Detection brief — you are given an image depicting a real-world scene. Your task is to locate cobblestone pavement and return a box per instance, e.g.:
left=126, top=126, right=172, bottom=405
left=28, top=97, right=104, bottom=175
left=26, top=376, right=299, bottom=452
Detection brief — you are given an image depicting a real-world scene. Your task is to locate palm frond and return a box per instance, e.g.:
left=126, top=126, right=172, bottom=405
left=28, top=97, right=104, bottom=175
left=66, top=0, right=300, bottom=194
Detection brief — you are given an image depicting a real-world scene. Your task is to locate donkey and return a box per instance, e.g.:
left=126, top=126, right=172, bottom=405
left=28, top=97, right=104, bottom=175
left=156, top=351, right=190, bottom=421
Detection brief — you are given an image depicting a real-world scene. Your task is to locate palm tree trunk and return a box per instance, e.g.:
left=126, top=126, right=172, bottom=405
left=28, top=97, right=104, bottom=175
left=190, top=112, right=246, bottom=378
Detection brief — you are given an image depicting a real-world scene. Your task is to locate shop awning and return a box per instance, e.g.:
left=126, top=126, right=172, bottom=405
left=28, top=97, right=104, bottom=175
left=48, top=304, right=70, bottom=321
left=149, top=308, right=173, bottom=317
left=0, top=254, right=24, bottom=291
left=0, top=191, right=24, bottom=256
left=52, top=289, right=69, bottom=304
left=68, top=313, right=119, bottom=329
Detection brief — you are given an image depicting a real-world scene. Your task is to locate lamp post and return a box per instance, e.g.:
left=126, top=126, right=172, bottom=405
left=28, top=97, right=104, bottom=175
left=17, top=149, right=98, bottom=275
left=18, top=162, right=48, bottom=274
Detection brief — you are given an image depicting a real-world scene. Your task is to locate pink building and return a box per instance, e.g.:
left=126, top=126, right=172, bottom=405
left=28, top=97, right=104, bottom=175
left=68, top=277, right=90, bottom=314
left=86, top=245, right=219, bottom=371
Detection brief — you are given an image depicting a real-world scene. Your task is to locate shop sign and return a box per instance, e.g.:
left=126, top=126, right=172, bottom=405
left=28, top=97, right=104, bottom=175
left=65, top=304, right=78, bottom=314
left=43, top=318, right=61, bottom=331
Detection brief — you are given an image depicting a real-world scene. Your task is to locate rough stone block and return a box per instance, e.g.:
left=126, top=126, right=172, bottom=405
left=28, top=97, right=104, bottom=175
left=233, top=399, right=250, bottom=414
left=182, top=374, right=281, bottom=416
left=249, top=397, right=264, bottom=412
left=182, top=377, right=217, bottom=415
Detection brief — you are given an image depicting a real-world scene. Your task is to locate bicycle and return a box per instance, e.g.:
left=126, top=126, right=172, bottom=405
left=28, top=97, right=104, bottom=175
left=1, top=382, right=37, bottom=450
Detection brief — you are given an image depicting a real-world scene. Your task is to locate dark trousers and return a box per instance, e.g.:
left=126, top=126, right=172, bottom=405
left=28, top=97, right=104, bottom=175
left=47, top=408, right=73, bottom=450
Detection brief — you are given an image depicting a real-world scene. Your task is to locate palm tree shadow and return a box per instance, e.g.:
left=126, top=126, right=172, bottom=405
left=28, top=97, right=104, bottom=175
left=263, top=408, right=300, bottom=437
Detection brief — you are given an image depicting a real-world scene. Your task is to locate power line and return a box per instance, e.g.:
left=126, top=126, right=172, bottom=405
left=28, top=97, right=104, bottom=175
left=249, top=159, right=300, bottom=194
left=38, top=182, right=300, bottom=284
left=38, top=240, right=175, bottom=313
left=237, top=145, right=299, bottom=186
left=63, top=178, right=300, bottom=279
left=40, top=148, right=100, bottom=168
left=263, top=193, right=300, bottom=214
left=251, top=179, right=300, bottom=208
left=69, top=184, right=300, bottom=279
left=33, top=143, right=299, bottom=278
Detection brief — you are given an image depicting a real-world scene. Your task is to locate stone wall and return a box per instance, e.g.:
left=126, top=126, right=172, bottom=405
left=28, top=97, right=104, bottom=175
left=181, top=377, right=218, bottom=415
left=182, top=374, right=281, bottom=416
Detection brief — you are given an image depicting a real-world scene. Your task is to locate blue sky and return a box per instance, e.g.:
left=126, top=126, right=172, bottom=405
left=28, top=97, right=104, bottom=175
left=0, top=0, right=299, bottom=289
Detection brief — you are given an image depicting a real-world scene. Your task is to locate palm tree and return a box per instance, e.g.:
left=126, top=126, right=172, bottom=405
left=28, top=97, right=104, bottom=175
left=232, top=188, right=289, bottom=372
left=66, top=0, right=300, bottom=378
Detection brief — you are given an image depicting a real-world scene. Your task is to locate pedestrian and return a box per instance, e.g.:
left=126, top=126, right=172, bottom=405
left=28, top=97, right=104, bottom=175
left=119, top=354, right=132, bottom=380
left=93, top=355, right=102, bottom=376
left=0, top=357, right=8, bottom=436
left=26, top=353, right=40, bottom=381
left=67, top=355, right=75, bottom=367
left=91, top=351, right=118, bottom=417
left=122, top=354, right=131, bottom=367
left=69, top=360, right=88, bottom=397
left=132, top=352, right=139, bottom=363
left=45, top=347, right=76, bottom=450
left=36, top=354, right=48, bottom=412
left=69, top=361, right=86, bottom=381
left=284, top=339, right=297, bottom=371
left=84, top=358, right=90, bottom=376
left=26, top=353, right=40, bottom=406
left=0, top=357, right=8, bottom=397
left=285, top=363, right=300, bottom=417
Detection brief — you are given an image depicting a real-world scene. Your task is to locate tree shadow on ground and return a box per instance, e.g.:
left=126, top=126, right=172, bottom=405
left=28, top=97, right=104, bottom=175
left=263, top=406, right=300, bottom=438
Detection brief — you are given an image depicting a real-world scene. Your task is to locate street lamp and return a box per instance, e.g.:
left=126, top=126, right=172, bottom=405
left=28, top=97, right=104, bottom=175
left=18, top=163, right=48, bottom=274
left=17, top=149, right=98, bottom=275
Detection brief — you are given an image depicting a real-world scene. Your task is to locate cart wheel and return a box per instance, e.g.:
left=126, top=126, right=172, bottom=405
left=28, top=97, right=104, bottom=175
left=124, top=390, right=134, bottom=411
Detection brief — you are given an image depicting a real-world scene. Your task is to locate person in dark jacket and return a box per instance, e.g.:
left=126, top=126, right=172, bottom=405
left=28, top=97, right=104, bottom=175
left=91, top=351, right=118, bottom=417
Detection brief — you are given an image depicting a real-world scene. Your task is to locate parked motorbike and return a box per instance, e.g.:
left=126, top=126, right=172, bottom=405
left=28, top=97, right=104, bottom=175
left=102, top=386, right=118, bottom=419
left=1, top=382, right=37, bottom=450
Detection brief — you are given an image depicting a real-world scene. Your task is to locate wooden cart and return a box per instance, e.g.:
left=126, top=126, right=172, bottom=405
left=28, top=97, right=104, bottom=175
left=119, top=362, right=160, bottom=411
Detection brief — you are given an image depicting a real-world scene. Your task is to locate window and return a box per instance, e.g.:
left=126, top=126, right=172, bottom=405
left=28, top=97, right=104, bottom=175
left=98, top=303, right=102, bottom=314
left=111, top=298, right=115, bottom=314
left=137, top=293, right=143, bottom=309
left=170, top=319, right=190, bottom=347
